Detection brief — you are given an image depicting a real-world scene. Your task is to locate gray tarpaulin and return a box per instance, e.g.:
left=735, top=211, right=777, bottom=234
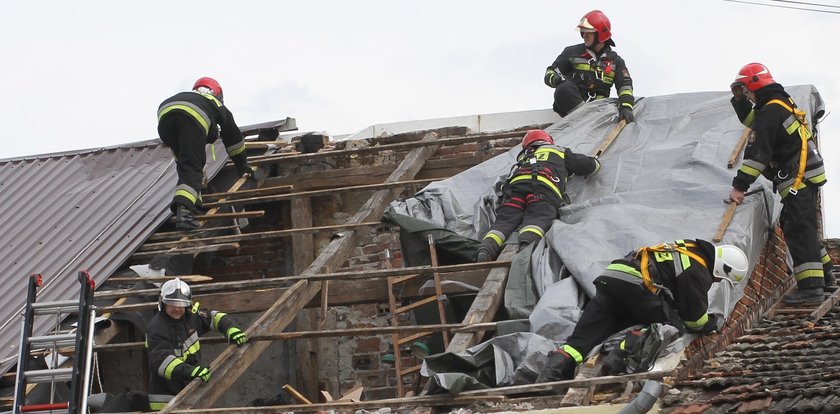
left=391, top=86, right=826, bottom=391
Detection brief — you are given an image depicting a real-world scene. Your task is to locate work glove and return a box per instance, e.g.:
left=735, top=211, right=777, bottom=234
left=190, top=366, right=211, bottom=382
left=618, top=106, right=635, bottom=123
left=691, top=314, right=720, bottom=334
left=730, top=82, right=745, bottom=101
left=536, top=348, right=576, bottom=383
left=544, top=68, right=565, bottom=88
left=237, top=163, right=256, bottom=178
left=226, top=327, right=248, bottom=346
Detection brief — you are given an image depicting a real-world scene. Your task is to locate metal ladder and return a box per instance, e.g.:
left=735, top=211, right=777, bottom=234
left=386, top=235, right=450, bottom=397
left=13, top=271, right=96, bottom=414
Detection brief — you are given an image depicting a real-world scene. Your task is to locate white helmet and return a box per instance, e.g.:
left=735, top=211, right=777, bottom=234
left=713, top=245, right=749, bottom=282
left=160, top=278, right=192, bottom=308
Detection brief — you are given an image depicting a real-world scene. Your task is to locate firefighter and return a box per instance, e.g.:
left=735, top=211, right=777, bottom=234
left=158, top=77, right=255, bottom=230
left=537, top=240, right=749, bottom=382
left=728, top=63, right=833, bottom=304
left=145, top=278, right=248, bottom=410
left=544, top=10, right=634, bottom=122
left=475, top=129, right=600, bottom=262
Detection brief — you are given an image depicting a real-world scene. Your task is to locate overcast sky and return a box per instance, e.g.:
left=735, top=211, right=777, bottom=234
left=2, top=0, right=840, bottom=235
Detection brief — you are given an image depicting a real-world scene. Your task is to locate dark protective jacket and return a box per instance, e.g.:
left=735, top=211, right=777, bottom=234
left=731, top=83, right=826, bottom=198
left=596, top=239, right=717, bottom=332
left=145, top=303, right=237, bottom=395
left=506, top=143, right=600, bottom=205
left=157, top=91, right=248, bottom=166
left=545, top=43, right=634, bottom=109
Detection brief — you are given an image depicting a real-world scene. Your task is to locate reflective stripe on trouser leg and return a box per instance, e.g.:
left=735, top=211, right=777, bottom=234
left=149, top=394, right=174, bottom=411
left=780, top=187, right=825, bottom=289
left=487, top=196, right=527, bottom=243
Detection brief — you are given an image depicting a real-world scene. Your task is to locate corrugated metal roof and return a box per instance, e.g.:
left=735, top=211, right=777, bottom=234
left=0, top=139, right=227, bottom=374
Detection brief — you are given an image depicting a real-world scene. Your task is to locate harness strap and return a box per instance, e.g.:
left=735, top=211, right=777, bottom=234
left=636, top=242, right=707, bottom=294
left=767, top=98, right=809, bottom=196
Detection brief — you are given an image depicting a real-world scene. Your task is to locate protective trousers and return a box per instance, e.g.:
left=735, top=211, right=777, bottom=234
left=553, top=81, right=585, bottom=117
left=780, top=186, right=827, bottom=289
left=483, top=184, right=558, bottom=251
left=158, top=112, right=206, bottom=211
left=564, top=279, right=680, bottom=359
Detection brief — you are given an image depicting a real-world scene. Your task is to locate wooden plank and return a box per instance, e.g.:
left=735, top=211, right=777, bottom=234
left=202, top=184, right=293, bottom=200
left=193, top=211, right=265, bottom=220
left=94, top=262, right=498, bottom=299
left=104, top=275, right=213, bottom=284
left=137, top=222, right=379, bottom=252
left=202, top=179, right=435, bottom=209
left=130, top=243, right=240, bottom=261
left=713, top=202, right=738, bottom=243
left=809, top=286, right=840, bottom=321
left=459, top=370, right=675, bottom=397
left=560, top=355, right=603, bottom=407
left=728, top=128, right=751, bottom=168
left=246, top=130, right=520, bottom=166
left=159, top=132, right=442, bottom=412
left=446, top=245, right=518, bottom=354
left=147, top=226, right=240, bottom=242
left=592, top=120, right=627, bottom=158
left=97, top=288, right=286, bottom=314
left=94, top=323, right=501, bottom=352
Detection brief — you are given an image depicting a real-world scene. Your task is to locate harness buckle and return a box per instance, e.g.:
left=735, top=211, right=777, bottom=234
left=788, top=187, right=798, bottom=196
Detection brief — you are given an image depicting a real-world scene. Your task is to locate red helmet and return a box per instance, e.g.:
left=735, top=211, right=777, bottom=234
left=193, top=77, right=224, bottom=101
left=522, top=130, right=554, bottom=148
left=733, top=63, right=775, bottom=92
left=577, top=10, right=612, bottom=44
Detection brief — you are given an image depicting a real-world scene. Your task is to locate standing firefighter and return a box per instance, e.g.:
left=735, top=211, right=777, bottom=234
left=145, top=278, right=248, bottom=410
left=476, top=130, right=600, bottom=262
left=158, top=77, right=255, bottom=230
left=537, top=240, right=749, bottom=382
left=728, top=63, right=833, bottom=304
left=544, top=10, right=635, bottom=122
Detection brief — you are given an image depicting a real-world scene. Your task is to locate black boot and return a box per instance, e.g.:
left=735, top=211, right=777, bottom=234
left=175, top=204, right=200, bottom=231
left=782, top=287, right=824, bottom=305
left=824, top=271, right=838, bottom=289
left=536, top=348, right=576, bottom=383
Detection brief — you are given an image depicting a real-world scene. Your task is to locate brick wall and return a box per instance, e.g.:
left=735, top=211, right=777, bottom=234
left=678, top=227, right=793, bottom=379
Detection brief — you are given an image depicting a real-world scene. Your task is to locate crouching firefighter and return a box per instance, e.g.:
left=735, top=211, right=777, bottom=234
left=158, top=77, right=255, bottom=230
left=536, top=240, right=748, bottom=382
left=145, top=278, right=248, bottom=410
left=727, top=62, right=833, bottom=304
left=476, top=129, right=600, bottom=262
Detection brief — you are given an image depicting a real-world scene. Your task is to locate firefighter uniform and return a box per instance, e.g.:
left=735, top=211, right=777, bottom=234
left=145, top=302, right=238, bottom=410
left=478, top=142, right=599, bottom=260
left=563, top=240, right=719, bottom=361
left=544, top=43, right=634, bottom=117
left=731, top=83, right=829, bottom=291
left=157, top=90, right=249, bottom=212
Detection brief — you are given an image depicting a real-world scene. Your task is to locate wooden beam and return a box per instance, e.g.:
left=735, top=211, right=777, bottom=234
left=94, top=323, right=501, bottom=352
left=130, top=243, right=240, bottom=261
left=446, top=245, right=518, bottom=353
left=728, top=128, right=751, bottom=168
left=591, top=120, right=627, bottom=158
left=202, top=179, right=435, bottom=209
left=97, top=288, right=286, bottom=314
left=458, top=370, right=674, bottom=397
left=291, top=195, right=319, bottom=401
left=159, top=132, right=442, bottom=412
left=560, top=355, right=602, bottom=407
left=246, top=130, right=520, bottom=166
left=137, top=222, right=379, bottom=252
left=103, top=275, right=213, bottom=284
left=92, top=263, right=505, bottom=300
left=147, top=226, right=240, bottom=242
left=202, top=184, right=294, bottom=201
left=193, top=211, right=265, bottom=220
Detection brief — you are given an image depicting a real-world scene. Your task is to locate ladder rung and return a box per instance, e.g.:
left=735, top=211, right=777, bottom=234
left=394, top=296, right=438, bottom=315
left=397, top=331, right=433, bottom=345
left=24, top=367, right=73, bottom=383
left=31, top=300, right=79, bottom=315
left=400, top=365, right=422, bottom=376
left=28, top=333, right=77, bottom=348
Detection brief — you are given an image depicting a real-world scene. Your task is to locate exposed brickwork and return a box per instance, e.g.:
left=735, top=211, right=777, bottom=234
left=678, top=228, right=793, bottom=380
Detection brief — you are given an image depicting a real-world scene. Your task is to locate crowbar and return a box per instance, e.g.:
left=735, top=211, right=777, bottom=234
left=713, top=188, right=763, bottom=242
left=592, top=119, right=627, bottom=158
left=727, top=128, right=752, bottom=169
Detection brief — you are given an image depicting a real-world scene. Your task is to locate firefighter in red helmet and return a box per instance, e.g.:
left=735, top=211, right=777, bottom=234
left=544, top=10, right=635, bottom=123
left=728, top=63, right=833, bottom=303
left=157, top=77, right=255, bottom=230
left=475, top=130, right=600, bottom=262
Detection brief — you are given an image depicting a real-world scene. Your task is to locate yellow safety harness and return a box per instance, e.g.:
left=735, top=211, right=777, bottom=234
left=767, top=98, right=811, bottom=196
left=635, top=241, right=708, bottom=294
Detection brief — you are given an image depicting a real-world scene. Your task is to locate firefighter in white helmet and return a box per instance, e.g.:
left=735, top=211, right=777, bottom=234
left=145, top=278, right=247, bottom=410
left=537, top=239, right=748, bottom=383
